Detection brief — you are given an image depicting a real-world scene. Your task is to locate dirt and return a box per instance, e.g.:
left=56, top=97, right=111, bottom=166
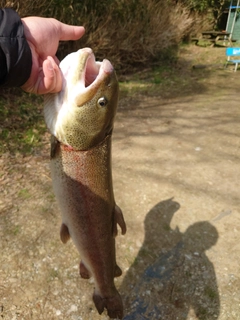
left=0, top=45, right=240, bottom=320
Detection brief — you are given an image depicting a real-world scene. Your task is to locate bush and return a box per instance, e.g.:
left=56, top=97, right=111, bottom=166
left=1, top=0, right=194, bottom=72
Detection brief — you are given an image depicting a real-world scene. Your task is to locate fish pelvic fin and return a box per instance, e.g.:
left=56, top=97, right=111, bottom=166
left=93, top=291, right=123, bottom=319
left=60, top=223, right=71, bottom=243
left=115, top=264, right=122, bottom=278
left=113, top=204, right=127, bottom=237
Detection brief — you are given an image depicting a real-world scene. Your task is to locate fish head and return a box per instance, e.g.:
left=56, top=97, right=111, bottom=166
left=44, top=48, right=119, bottom=150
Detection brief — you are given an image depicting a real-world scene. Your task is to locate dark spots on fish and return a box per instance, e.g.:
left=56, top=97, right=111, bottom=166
left=97, top=96, right=108, bottom=107
left=80, top=261, right=91, bottom=279
left=60, top=223, right=71, bottom=243
left=50, top=135, right=60, bottom=159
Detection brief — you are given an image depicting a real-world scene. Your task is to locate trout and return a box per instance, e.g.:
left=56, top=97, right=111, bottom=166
left=44, top=48, right=126, bottom=319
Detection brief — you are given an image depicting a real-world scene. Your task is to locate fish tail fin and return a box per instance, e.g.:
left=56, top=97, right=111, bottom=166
left=93, top=290, right=123, bottom=319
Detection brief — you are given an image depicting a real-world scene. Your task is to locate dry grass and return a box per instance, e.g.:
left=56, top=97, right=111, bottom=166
left=1, top=0, right=197, bottom=71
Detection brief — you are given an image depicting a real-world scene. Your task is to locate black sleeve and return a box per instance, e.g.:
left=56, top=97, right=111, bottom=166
left=0, top=8, right=32, bottom=87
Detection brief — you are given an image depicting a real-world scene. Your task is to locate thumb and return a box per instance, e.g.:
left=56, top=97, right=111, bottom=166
left=58, top=23, right=85, bottom=41
left=39, top=57, right=62, bottom=94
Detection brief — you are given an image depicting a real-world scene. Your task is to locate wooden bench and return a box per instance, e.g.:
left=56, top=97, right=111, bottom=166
left=225, top=47, right=240, bottom=72
left=191, top=32, right=233, bottom=47
left=201, top=31, right=232, bottom=47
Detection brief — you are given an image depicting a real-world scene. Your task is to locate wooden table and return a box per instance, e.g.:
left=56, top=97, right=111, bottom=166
left=201, top=31, right=232, bottom=46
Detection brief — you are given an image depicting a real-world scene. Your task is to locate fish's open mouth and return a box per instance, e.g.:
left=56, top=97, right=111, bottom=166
left=44, top=47, right=118, bottom=149
left=58, top=47, right=114, bottom=105
left=84, top=49, right=100, bottom=87
left=80, top=48, right=114, bottom=88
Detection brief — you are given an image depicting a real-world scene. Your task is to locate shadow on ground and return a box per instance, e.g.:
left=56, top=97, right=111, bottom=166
left=120, top=198, right=220, bottom=319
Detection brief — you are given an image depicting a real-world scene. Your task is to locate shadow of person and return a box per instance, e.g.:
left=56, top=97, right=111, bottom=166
left=120, top=198, right=220, bottom=320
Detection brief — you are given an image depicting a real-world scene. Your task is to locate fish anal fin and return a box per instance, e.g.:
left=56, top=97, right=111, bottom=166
left=113, top=204, right=127, bottom=237
left=80, top=261, right=91, bottom=279
left=93, top=291, right=123, bottom=319
left=60, top=223, right=70, bottom=243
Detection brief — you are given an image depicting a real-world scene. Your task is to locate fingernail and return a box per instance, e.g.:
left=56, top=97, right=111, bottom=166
left=47, top=58, right=54, bottom=71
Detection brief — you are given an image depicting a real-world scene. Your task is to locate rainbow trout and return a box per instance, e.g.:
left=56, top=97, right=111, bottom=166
left=44, top=48, right=126, bottom=319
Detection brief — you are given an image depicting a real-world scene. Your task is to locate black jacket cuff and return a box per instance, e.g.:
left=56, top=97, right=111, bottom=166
left=0, top=8, right=32, bottom=87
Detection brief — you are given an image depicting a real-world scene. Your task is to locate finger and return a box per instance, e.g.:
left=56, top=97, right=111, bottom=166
left=53, top=55, right=60, bottom=66
left=38, top=57, right=62, bottom=94
left=46, top=56, right=62, bottom=92
left=51, top=57, right=62, bottom=92
left=58, top=23, right=85, bottom=41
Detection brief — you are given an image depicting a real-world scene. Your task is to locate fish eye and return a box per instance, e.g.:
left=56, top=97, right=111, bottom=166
left=98, top=97, right=108, bottom=107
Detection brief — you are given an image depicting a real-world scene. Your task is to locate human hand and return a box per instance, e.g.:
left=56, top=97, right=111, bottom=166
left=21, top=17, right=85, bottom=94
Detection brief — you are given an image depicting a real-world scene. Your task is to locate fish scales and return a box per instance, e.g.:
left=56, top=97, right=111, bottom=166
left=44, top=48, right=126, bottom=319
left=51, top=135, right=120, bottom=294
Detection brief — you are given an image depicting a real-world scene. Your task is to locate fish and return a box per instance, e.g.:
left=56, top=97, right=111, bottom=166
left=44, top=48, right=126, bottom=319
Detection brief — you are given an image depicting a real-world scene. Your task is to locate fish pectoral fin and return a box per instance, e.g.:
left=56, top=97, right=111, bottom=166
left=50, top=135, right=60, bottom=159
left=80, top=261, right=91, bottom=279
left=60, top=223, right=71, bottom=243
left=113, top=204, right=127, bottom=237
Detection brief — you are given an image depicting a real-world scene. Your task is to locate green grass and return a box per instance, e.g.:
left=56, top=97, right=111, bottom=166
left=18, top=188, right=31, bottom=199
left=118, top=52, right=205, bottom=99
left=120, top=65, right=177, bottom=89
left=46, top=267, right=61, bottom=282
left=13, top=225, right=21, bottom=235
left=0, top=88, right=46, bottom=155
left=49, top=268, right=59, bottom=279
